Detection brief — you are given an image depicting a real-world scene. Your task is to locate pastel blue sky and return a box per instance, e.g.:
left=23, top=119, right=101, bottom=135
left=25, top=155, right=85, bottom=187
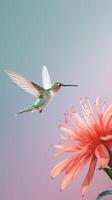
left=0, top=1, right=112, bottom=200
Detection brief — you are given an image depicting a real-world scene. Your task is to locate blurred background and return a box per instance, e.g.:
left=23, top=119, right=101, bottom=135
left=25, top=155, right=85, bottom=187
left=0, top=0, right=112, bottom=199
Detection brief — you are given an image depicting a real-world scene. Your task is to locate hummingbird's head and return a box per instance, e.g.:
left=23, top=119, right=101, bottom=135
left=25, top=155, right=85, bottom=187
left=51, top=82, right=78, bottom=93
left=51, top=82, right=62, bottom=93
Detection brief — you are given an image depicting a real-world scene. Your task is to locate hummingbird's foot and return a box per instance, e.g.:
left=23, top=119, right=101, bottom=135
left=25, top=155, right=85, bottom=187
left=38, top=107, right=43, bottom=113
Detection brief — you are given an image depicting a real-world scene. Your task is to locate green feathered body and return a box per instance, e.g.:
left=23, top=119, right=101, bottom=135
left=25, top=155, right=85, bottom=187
left=31, top=97, right=47, bottom=109
left=17, top=90, right=55, bottom=114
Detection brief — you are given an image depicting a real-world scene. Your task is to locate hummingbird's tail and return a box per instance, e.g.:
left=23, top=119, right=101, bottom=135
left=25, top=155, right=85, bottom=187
left=15, top=106, right=43, bottom=115
left=15, top=108, right=33, bottom=115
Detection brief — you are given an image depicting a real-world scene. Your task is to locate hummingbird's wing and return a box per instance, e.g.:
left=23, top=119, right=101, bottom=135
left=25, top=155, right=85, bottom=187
left=42, top=66, right=52, bottom=89
left=5, top=70, right=45, bottom=98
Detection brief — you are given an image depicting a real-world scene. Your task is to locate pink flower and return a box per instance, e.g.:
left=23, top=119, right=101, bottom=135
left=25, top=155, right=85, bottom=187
left=51, top=98, right=112, bottom=196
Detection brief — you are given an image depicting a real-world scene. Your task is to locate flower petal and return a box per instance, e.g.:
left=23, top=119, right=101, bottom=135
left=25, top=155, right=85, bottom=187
left=101, top=135, right=112, bottom=141
left=103, top=104, right=112, bottom=131
left=95, top=144, right=109, bottom=169
left=59, top=126, right=76, bottom=137
left=103, top=104, right=112, bottom=123
left=50, top=158, right=72, bottom=179
left=81, top=155, right=97, bottom=196
left=60, top=154, right=90, bottom=191
left=54, top=144, right=79, bottom=152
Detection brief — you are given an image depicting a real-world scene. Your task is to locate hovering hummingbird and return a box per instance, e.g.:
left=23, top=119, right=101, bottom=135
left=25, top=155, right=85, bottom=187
left=5, top=66, right=78, bottom=115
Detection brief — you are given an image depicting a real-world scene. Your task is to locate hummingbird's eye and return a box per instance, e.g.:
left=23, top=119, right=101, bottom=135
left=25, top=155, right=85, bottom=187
left=58, top=83, right=61, bottom=86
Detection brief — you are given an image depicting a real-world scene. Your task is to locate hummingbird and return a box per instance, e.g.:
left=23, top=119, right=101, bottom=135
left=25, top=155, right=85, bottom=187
left=5, top=66, right=78, bottom=115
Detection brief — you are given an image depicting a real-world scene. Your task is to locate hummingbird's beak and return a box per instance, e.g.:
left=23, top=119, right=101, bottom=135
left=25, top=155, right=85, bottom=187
left=61, top=84, right=78, bottom=87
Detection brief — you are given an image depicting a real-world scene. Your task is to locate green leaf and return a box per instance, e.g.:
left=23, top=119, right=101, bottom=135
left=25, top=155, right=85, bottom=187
left=103, top=167, right=112, bottom=180
left=96, top=190, right=112, bottom=200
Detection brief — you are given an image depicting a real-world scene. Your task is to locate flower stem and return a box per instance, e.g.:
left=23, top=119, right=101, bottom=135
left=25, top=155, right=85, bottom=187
left=96, top=190, right=112, bottom=200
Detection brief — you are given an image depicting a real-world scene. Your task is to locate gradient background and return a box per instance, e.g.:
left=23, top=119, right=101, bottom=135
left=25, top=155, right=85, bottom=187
left=0, top=1, right=112, bottom=200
